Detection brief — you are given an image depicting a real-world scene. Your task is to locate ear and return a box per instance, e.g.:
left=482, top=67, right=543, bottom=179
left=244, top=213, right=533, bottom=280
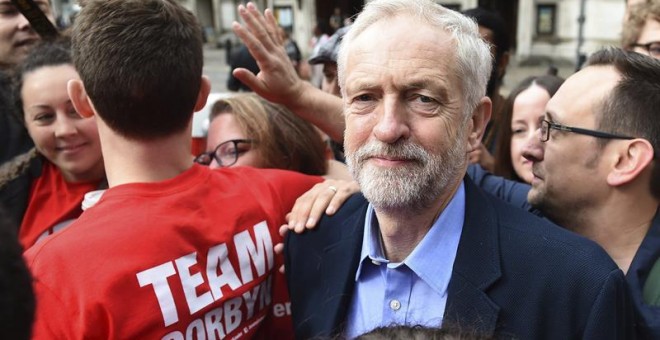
left=194, top=76, right=212, bottom=112
left=607, top=138, right=655, bottom=187
left=466, top=96, right=492, bottom=153
left=68, top=79, right=95, bottom=118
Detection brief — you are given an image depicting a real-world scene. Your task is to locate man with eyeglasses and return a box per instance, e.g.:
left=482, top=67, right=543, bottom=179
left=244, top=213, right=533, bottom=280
left=520, top=47, right=660, bottom=338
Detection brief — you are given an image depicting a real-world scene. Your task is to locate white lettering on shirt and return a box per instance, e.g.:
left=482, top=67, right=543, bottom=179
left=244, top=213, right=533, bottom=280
left=136, top=221, right=276, bottom=333
left=137, top=262, right=179, bottom=327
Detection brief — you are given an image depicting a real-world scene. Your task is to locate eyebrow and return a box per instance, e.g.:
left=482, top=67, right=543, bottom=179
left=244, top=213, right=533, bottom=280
left=544, top=111, right=556, bottom=122
left=403, top=79, right=450, bottom=102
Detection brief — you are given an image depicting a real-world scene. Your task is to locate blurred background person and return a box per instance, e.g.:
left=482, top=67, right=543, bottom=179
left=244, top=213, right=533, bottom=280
left=0, top=37, right=105, bottom=250
left=226, top=43, right=259, bottom=92
left=198, top=93, right=351, bottom=179
left=0, top=0, right=56, bottom=165
left=492, top=74, right=564, bottom=183
left=307, top=25, right=350, bottom=162
left=0, top=0, right=54, bottom=70
left=278, top=25, right=306, bottom=79
left=329, top=6, right=344, bottom=31
left=623, top=0, right=660, bottom=59
left=307, top=25, right=349, bottom=98
left=462, top=7, right=511, bottom=172
left=308, top=21, right=333, bottom=89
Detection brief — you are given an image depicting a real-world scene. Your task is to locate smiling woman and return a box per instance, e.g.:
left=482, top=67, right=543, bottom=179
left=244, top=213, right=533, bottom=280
left=0, top=36, right=106, bottom=251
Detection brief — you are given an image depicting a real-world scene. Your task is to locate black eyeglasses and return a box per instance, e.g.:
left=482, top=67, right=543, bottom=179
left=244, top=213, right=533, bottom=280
left=540, top=120, right=635, bottom=143
left=194, top=139, right=256, bottom=167
left=629, top=41, right=660, bottom=58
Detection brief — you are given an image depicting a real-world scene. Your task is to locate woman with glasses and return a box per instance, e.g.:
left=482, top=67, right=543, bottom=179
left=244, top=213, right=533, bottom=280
left=199, top=93, right=351, bottom=179
left=623, top=1, right=660, bottom=59
left=492, top=74, right=564, bottom=183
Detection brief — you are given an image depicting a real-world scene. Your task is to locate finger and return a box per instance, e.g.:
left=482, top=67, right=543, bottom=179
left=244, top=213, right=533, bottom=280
left=326, top=182, right=359, bottom=215
left=288, top=190, right=320, bottom=233
left=243, top=3, right=279, bottom=52
left=274, top=243, right=284, bottom=255
left=279, top=224, right=289, bottom=237
left=264, top=8, right=283, bottom=45
left=279, top=264, right=286, bottom=274
left=232, top=68, right=267, bottom=94
left=232, top=13, right=275, bottom=68
left=305, top=188, right=338, bottom=228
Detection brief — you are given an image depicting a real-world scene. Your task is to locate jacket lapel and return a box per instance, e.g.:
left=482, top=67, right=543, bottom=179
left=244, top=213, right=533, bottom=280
left=445, top=177, right=502, bottom=335
left=318, top=195, right=368, bottom=335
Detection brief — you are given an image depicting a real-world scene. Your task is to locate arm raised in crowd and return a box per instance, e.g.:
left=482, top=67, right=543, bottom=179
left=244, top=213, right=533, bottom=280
left=232, top=3, right=345, bottom=142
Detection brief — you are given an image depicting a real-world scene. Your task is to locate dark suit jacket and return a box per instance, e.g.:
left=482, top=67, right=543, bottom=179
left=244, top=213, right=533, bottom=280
left=285, top=177, right=635, bottom=339
left=628, top=209, right=660, bottom=338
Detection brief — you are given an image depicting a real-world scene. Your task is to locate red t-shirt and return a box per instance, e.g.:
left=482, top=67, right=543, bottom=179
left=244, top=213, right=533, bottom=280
left=25, top=164, right=321, bottom=339
left=19, top=161, right=101, bottom=250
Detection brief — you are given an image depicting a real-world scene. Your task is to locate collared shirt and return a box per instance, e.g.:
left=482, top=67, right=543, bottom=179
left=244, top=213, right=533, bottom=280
left=345, top=183, right=466, bottom=338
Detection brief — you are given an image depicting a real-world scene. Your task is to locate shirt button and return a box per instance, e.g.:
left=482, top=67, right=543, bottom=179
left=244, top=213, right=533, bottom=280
left=389, top=299, right=401, bottom=311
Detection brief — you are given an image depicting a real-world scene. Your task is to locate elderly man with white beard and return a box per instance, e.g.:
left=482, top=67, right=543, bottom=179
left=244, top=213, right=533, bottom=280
left=232, top=0, right=635, bottom=338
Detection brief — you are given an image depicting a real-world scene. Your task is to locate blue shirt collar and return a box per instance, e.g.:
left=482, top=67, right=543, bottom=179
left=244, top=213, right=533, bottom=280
left=355, top=182, right=466, bottom=295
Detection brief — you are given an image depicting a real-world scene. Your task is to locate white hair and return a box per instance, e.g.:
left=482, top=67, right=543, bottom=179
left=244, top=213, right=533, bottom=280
left=336, top=0, right=492, bottom=116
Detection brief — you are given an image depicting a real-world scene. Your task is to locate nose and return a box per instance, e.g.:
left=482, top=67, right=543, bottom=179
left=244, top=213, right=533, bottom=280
left=373, top=98, right=410, bottom=144
left=54, top=116, right=77, bottom=138
left=522, top=128, right=544, bottom=163
left=16, top=14, right=32, bottom=31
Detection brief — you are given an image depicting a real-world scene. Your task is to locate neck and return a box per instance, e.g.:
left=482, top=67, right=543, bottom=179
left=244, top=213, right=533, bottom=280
left=97, top=119, right=194, bottom=187
left=375, top=178, right=461, bottom=263
left=562, top=193, right=658, bottom=274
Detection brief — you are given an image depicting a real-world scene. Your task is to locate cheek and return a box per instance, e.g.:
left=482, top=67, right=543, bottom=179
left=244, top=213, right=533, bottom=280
left=510, top=137, right=525, bottom=161
left=234, top=151, right=264, bottom=168
left=344, top=115, right=372, bottom=152
left=25, top=124, right=53, bottom=152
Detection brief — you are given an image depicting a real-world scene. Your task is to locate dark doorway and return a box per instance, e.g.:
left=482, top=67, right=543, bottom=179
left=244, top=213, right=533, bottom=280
left=477, top=0, right=519, bottom=51
left=315, top=0, right=365, bottom=32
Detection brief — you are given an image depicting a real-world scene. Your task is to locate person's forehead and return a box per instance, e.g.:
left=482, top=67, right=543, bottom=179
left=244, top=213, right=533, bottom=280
left=349, top=16, right=455, bottom=67
left=546, top=66, right=619, bottom=123
left=638, top=17, right=660, bottom=43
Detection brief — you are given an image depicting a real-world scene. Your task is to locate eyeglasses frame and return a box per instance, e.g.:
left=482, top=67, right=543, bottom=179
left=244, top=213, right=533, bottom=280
left=540, top=119, right=635, bottom=143
left=194, top=138, right=256, bottom=167
left=629, top=41, right=660, bottom=57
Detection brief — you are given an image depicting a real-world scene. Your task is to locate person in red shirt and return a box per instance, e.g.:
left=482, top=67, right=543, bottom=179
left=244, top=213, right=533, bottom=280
left=0, top=36, right=105, bottom=250
left=24, top=0, right=322, bottom=338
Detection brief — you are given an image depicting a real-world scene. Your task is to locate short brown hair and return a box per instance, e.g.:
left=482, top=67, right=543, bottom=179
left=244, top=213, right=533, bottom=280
left=209, top=94, right=328, bottom=176
left=72, top=0, right=204, bottom=140
left=586, top=48, right=660, bottom=199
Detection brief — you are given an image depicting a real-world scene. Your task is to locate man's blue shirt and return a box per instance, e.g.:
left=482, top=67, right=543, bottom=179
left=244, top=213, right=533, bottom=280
left=345, top=183, right=466, bottom=338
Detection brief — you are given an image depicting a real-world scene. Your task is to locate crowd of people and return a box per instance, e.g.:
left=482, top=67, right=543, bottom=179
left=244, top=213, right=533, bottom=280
left=0, top=0, right=657, bottom=339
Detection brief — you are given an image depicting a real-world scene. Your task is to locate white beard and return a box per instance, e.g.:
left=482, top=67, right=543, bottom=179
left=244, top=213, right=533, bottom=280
left=346, top=137, right=466, bottom=212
